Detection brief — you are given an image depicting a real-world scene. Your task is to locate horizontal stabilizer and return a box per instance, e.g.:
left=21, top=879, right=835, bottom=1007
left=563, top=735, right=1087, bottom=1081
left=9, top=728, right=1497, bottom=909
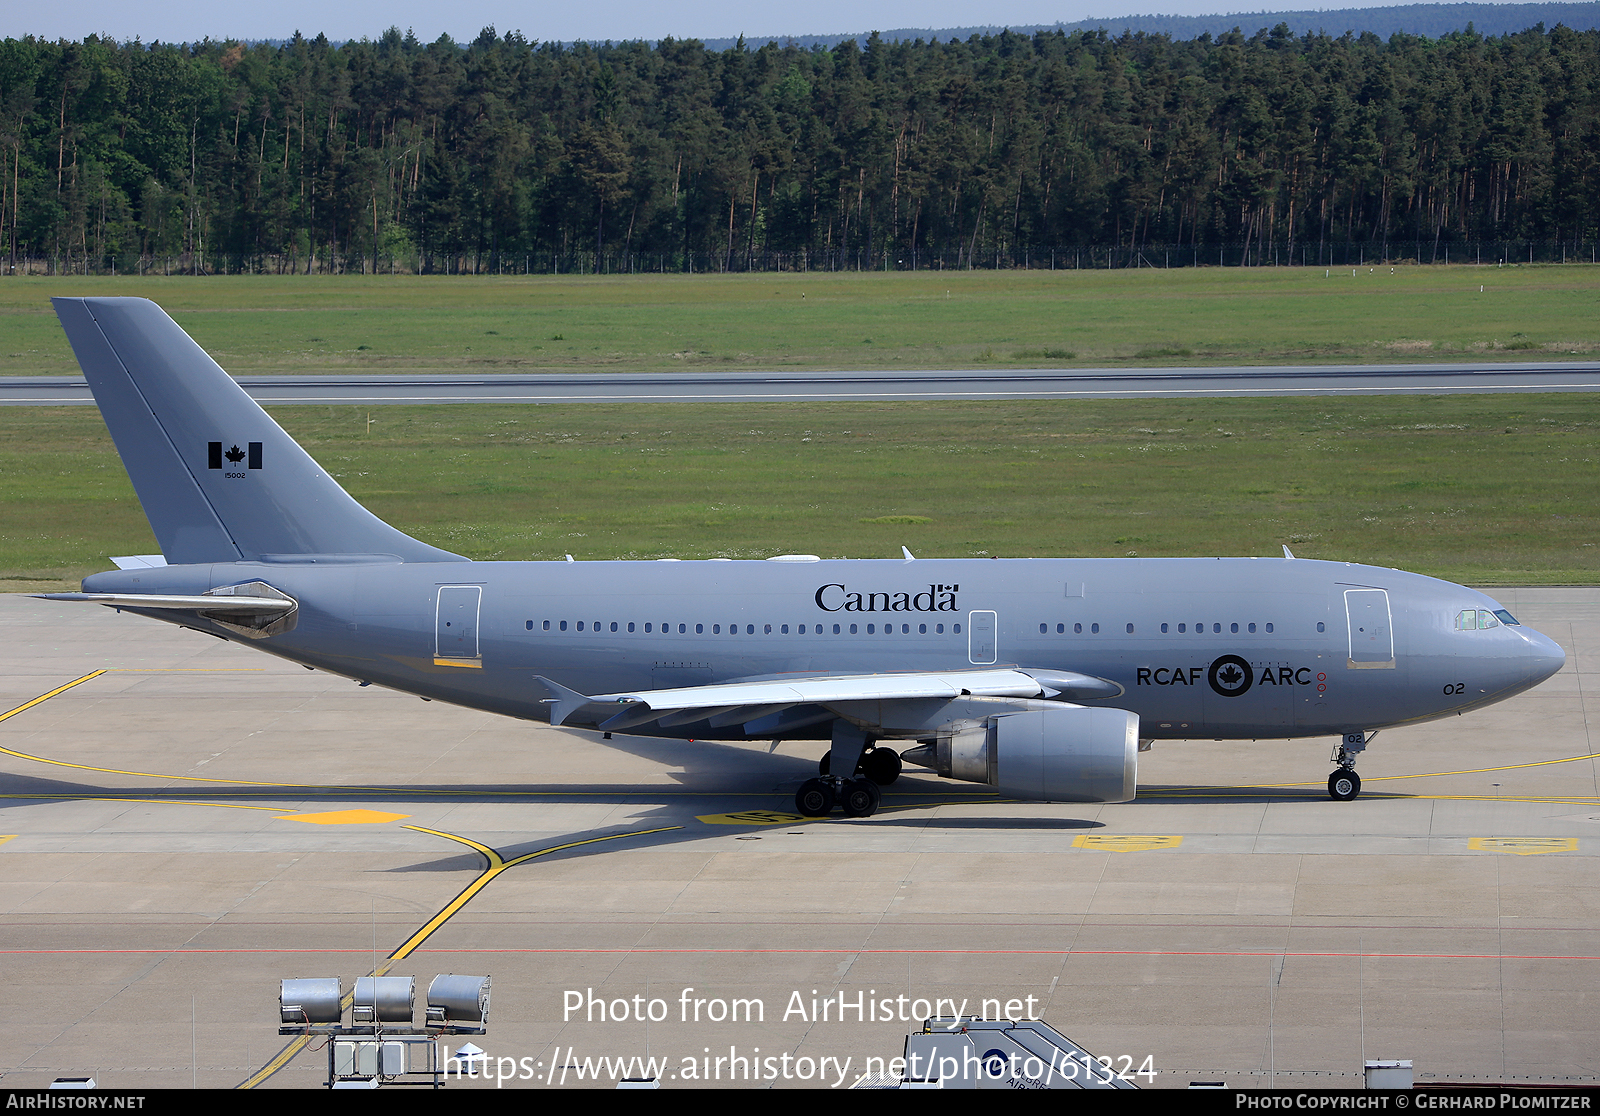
left=36, top=591, right=295, bottom=615
left=110, top=554, right=167, bottom=570
left=37, top=580, right=300, bottom=640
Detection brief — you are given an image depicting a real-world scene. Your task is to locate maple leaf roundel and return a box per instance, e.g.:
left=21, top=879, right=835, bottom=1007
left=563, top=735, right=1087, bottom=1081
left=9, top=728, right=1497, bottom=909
left=1207, top=654, right=1254, bottom=697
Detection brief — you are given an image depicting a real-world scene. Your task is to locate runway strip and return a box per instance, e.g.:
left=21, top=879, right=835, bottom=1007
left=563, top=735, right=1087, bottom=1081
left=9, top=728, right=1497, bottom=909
left=5, top=360, right=1600, bottom=405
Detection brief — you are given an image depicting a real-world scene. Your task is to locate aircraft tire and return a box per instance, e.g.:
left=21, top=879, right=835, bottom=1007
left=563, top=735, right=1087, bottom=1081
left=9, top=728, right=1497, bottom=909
left=1327, top=769, right=1361, bottom=801
left=840, top=778, right=881, bottom=818
left=795, top=778, right=835, bottom=817
left=862, top=748, right=902, bottom=786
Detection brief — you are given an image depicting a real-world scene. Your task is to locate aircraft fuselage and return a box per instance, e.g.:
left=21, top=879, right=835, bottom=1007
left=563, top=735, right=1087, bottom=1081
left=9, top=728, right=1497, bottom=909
left=85, top=554, right=1562, bottom=743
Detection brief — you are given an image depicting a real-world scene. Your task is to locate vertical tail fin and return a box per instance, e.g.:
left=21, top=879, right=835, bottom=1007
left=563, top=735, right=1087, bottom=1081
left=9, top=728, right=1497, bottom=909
left=53, top=297, right=466, bottom=565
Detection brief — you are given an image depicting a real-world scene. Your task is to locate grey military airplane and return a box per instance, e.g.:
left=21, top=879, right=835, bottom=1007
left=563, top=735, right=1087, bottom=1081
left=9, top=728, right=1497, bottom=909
left=40, top=297, right=1566, bottom=818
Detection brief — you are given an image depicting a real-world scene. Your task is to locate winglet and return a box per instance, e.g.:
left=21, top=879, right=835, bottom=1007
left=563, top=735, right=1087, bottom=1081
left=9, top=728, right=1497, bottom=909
left=901, top=546, right=916, bottom=560
left=532, top=676, right=592, bottom=726
left=1282, top=545, right=1296, bottom=559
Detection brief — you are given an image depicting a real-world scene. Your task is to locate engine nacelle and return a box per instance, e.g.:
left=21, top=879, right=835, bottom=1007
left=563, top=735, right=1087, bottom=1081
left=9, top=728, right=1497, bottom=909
left=931, top=706, right=1139, bottom=802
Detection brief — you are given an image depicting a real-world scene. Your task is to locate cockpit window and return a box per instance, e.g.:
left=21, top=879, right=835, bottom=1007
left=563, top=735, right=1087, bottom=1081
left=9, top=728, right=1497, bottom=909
left=1456, top=608, right=1513, bottom=630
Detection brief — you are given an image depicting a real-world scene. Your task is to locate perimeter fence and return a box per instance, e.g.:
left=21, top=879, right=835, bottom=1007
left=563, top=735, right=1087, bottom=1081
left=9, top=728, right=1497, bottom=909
left=5, top=239, right=1598, bottom=277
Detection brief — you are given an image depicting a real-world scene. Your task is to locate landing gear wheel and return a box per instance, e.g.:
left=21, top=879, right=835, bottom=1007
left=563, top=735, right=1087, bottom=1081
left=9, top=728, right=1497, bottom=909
left=1328, top=769, right=1361, bottom=801
left=862, top=748, right=902, bottom=786
left=795, top=778, right=835, bottom=817
left=839, top=778, right=881, bottom=818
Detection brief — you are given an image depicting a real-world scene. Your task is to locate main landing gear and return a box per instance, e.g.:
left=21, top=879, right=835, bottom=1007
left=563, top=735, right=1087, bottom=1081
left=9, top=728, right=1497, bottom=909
left=818, top=745, right=902, bottom=786
left=1328, top=731, right=1376, bottom=801
left=796, top=776, right=881, bottom=819
left=795, top=723, right=898, bottom=819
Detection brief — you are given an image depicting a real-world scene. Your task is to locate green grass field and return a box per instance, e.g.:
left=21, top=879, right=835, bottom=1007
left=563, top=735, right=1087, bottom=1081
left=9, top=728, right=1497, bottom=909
left=2, top=265, right=1598, bottom=375
left=3, top=394, right=1595, bottom=589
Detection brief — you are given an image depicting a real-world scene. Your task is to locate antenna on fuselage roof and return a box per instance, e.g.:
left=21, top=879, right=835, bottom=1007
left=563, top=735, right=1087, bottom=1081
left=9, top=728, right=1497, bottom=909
left=1283, top=545, right=1296, bottom=559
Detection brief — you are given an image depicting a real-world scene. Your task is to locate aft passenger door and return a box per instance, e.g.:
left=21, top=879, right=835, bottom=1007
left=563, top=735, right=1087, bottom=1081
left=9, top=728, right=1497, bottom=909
left=435, top=585, right=483, bottom=667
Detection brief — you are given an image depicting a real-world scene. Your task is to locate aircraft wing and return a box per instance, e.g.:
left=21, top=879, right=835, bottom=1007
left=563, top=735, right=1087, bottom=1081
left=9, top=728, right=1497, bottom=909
left=536, top=668, right=1072, bottom=732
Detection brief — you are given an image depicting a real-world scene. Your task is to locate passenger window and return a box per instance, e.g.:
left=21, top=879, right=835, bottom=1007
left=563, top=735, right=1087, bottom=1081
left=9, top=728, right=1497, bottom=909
left=1317, top=622, right=1325, bottom=632
left=1126, top=623, right=1134, bottom=634
left=953, top=623, right=961, bottom=634
left=919, top=623, right=927, bottom=634
left=1230, top=623, right=1238, bottom=633
left=577, top=621, right=585, bottom=631
left=611, top=622, right=619, bottom=632
left=1091, top=623, right=1099, bottom=633
left=867, top=624, right=876, bottom=634
left=1074, top=623, right=1082, bottom=634
left=695, top=624, right=703, bottom=634
left=902, top=624, right=910, bottom=634
left=1161, top=623, right=1169, bottom=633
left=747, top=624, right=755, bottom=635
left=1039, top=623, right=1048, bottom=634
left=560, top=621, right=568, bottom=631
left=935, top=624, right=944, bottom=634
left=1248, top=623, right=1256, bottom=633
left=1265, top=623, right=1273, bottom=633
left=1056, top=623, right=1065, bottom=634
left=850, top=624, right=858, bottom=634
left=1178, top=623, right=1185, bottom=633
left=1213, top=623, right=1221, bottom=633
left=834, top=624, right=842, bottom=634
left=542, top=620, right=550, bottom=631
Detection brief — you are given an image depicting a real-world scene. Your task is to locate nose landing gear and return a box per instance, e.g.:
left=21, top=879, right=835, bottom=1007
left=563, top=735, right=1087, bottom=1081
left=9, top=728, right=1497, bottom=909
left=1328, top=731, right=1376, bottom=801
left=1328, top=768, right=1362, bottom=801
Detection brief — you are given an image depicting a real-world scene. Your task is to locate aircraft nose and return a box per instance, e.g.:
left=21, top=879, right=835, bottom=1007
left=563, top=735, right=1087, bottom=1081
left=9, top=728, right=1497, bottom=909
left=1525, top=628, right=1567, bottom=684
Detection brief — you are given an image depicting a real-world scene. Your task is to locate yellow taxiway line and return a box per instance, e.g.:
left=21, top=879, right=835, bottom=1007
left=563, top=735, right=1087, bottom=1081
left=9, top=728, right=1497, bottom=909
left=238, top=823, right=682, bottom=1089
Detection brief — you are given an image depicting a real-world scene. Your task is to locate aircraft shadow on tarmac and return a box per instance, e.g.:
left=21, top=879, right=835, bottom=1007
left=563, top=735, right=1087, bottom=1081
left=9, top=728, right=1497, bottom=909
left=0, top=765, right=1376, bottom=823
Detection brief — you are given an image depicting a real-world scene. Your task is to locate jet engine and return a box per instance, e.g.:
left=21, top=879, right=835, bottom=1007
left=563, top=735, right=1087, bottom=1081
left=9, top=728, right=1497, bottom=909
left=903, top=705, right=1138, bottom=803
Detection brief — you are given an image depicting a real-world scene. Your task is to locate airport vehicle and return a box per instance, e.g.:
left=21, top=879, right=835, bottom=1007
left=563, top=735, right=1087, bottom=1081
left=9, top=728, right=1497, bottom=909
left=40, top=297, right=1566, bottom=818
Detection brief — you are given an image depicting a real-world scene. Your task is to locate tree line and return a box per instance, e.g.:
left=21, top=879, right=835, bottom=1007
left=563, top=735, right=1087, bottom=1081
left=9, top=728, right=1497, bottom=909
left=3, top=21, right=1600, bottom=275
